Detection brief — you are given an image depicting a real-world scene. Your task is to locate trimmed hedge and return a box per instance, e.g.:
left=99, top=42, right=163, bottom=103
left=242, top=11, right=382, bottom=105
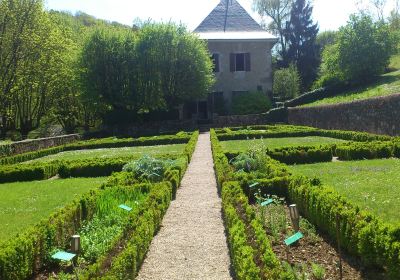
left=0, top=131, right=199, bottom=279
left=226, top=144, right=333, bottom=166
left=0, top=163, right=60, bottom=183
left=210, top=129, right=292, bottom=279
left=288, top=176, right=400, bottom=277
left=0, top=184, right=103, bottom=279
left=336, top=141, right=394, bottom=160
left=0, top=132, right=192, bottom=165
left=214, top=126, right=400, bottom=278
left=215, top=124, right=391, bottom=142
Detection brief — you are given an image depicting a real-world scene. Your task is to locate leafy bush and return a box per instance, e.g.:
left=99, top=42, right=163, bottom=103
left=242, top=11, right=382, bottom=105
left=316, top=14, right=397, bottom=87
left=273, top=64, right=301, bottom=100
left=122, top=155, right=174, bottom=182
left=231, top=91, right=272, bottom=115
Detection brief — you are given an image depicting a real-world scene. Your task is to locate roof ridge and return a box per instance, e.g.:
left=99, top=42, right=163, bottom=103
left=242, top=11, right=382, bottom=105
left=194, top=0, right=265, bottom=33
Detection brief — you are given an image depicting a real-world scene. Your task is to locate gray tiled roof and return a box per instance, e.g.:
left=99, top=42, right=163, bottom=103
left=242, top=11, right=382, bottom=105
left=194, top=0, right=264, bottom=32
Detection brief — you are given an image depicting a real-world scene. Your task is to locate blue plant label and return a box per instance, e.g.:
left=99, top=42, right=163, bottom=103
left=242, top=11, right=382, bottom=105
left=284, top=232, right=304, bottom=246
left=52, top=251, right=76, bottom=261
left=249, top=182, right=259, bottom=188
left=119, top=204, right=132, bottom=211
left=260, top=199, right=274, bottom=207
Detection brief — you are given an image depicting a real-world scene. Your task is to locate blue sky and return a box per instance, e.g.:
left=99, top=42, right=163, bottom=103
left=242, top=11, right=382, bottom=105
left=45, top=0, right=397, bottom=31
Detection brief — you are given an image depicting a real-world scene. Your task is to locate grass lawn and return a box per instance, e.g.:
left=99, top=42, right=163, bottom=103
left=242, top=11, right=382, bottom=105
left=288, top=158, right=400, bottom=223
left=389, top=52, right=400, bottom=71
left=221, top=136, right=347, bottom=153
left=0, top=177, right=106, bottom=241
left=301, top=70, right=400, bottom=107
left=24, top=144, right=186, bottom=163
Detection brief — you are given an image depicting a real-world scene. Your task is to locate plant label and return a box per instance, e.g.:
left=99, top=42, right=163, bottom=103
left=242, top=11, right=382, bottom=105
left=260, top=199, right=274, bottom=207
left=284, top=232, right=304, bottom=246
left=249, top=182, right=259, bottom=188
left=119, top=204, right=132, bottom=211
left=51, top=251, right=76, bottom=262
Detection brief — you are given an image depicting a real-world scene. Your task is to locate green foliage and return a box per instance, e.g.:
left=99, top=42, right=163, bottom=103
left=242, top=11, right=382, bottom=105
left=0, top=132, right=191, bottom=164
left=273, top=65, right=301, bottom=100
left=283, top=0, right=319, bottom=89
left=221, top=136, right=345, bottom=152
left=336, top=141, right=394, bottom=160
left=216, top=124, right=389, bottom=142
left=81, top=22, right=214, bottom=118
left=0, top=177, right=104, bottom=241
left=310, top=69, right=400, bottom=106
left=317, top=14, right=397, bottom=87
left=122, top=155, right=174, bottom=182
left=311, top=263, right=325, bottom=280
left=210, top=129, right=288, bottom=279
left=316, top=30, right=337, bottom=53
left=0, top=129, right=198, bottom=280
left=231, top=91, right=272, bottom=115
left=288, top=158, right=400, bottom=224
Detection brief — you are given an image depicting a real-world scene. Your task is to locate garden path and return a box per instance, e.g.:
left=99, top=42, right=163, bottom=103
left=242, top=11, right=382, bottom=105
left=136, top=132, right=233, bottom=280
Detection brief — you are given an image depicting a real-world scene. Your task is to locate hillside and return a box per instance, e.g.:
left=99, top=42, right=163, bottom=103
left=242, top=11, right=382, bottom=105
left=300, top=69, right=400, bottom=107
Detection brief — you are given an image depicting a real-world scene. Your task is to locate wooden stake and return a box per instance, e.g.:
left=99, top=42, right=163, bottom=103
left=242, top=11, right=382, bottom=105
left=336, top=214, right=343, bottom=280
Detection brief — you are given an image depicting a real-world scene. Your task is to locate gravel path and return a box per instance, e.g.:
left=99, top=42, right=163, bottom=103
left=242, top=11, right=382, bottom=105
left=136, top=132, right=233, bottom=280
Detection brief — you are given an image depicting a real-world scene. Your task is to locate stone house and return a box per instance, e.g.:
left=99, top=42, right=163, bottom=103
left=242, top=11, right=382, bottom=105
left=183, top=0, right=277, bottom=121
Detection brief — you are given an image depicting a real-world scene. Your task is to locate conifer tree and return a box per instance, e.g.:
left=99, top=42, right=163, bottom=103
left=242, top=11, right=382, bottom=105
left=283, top=0, right=319, bottom=90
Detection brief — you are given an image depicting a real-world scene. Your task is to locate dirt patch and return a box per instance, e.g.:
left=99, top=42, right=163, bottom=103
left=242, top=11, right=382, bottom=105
left=255, top=203, right=386, bottom=279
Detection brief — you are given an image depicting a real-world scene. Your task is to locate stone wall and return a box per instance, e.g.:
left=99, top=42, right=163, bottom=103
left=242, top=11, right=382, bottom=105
left=212, top=114, right=265, bottom=127
left=288, top=94, right=400, bottom=136
left=1, top=134, right=80, bottom=157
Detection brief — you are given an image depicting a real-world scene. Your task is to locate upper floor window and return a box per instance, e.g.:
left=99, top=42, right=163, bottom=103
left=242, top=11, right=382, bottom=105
left=230, top=53, right=251, bottom=72
left=211, top=53, right=220, bottom=72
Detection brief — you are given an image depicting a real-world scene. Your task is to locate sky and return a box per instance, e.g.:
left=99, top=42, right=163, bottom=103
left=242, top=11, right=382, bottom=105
left=45, top=0, right=397, bottom=32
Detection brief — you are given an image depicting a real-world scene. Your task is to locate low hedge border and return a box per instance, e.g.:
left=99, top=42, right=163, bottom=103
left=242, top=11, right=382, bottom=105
left=226, top=144, right=334, bottom=166
left=210, top=129, right=292, bottom=279
left=0, top=131, right=199, bottom=279
left=0, top=131, right=198, bottom=183
left=215, top=125, right=391, bottom=142
left=0, top=132, right=193, bottom=165
left=213, top=127, right=400, bottom=278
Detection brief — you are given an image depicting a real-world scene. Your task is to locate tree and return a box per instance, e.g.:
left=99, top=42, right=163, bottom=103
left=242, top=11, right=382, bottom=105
left=273, top=64, right=300, bottom=99
left=81, top=22, right=215, bottom=120
left=134, top=23, right=214, bottom=111
left=81, top=27, right=135, bottom=111
left=388, top=0, right=400, bottom=30
left=283, top=0, right=319, bottom=90
left=316, top=14, right=397, bottom=87
left=0, top=0, right=44, bottom=138
left=253, top=0, right=293, bottom=58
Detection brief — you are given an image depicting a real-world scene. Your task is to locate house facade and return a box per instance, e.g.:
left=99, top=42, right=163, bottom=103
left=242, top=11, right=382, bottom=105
left=185, top=0, right=277, bottom=121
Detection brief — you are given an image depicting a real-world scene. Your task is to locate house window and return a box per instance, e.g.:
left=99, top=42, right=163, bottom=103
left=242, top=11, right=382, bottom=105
left=230, top=53, right=251, bottom=72
left=211, top=53, right=220, bottom=72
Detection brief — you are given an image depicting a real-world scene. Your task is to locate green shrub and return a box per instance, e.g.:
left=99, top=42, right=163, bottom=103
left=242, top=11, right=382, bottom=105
left=122, top=155, right=175, bottom=182
left=316, top=14, right=397, bottom=87
left=273, top=64, right=301, bottom=100
left=231, top=91, right=272, bottom=115
left=336, top=141, right=394, bottom=160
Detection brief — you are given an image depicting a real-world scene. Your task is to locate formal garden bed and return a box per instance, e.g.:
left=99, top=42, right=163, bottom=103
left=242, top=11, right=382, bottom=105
left=0, top=131, right=199, bottom=280
left=212, top=125, right=400, bottom=279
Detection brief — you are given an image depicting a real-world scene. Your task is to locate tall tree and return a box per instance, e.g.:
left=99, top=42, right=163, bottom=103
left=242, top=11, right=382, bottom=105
left=0, top=0, right=44, bottom=137
left=81, top=23, right=214, bottom=119
left=253, top=0, right=293, bottom=58
left=283, top=0, right=319, bottom=89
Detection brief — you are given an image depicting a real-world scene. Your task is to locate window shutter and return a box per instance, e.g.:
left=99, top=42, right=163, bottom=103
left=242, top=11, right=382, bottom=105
left=245, top=53, right=251, bottom=71
left=215, top=54, right=220, bottom=72
left=230, top=53, right=235, bottom=72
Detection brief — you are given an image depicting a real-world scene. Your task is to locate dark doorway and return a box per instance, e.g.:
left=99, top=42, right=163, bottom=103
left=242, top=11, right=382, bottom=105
left=198, top=101, right=208, bottom=120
